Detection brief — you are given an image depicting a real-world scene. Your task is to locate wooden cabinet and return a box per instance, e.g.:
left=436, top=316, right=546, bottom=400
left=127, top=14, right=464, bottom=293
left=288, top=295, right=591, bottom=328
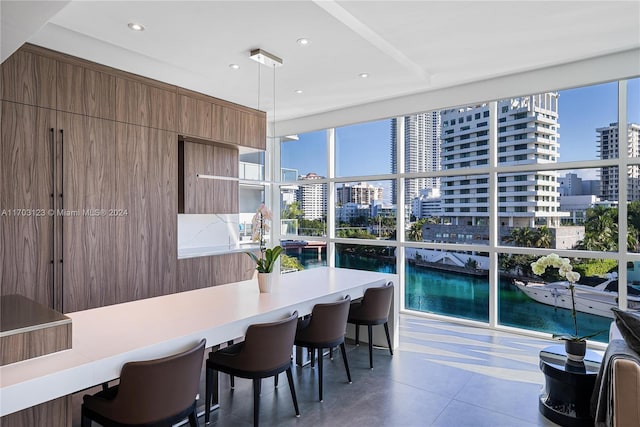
left=1, top=50, right=56, bottom=109
left=177, top=252, right=256, bottom=292
left=0, top=102, right=56, bottom=308
left=178, top=94, right=212, bottom=139
left=115, top=78, right=177, bottom=131
left=180, top=141, right=238, bottom=214
left=212, top=104, right=266, bottom=150
left=58, top=112, right=117, bottom=312
left=57, top=62, right=115, bottom=120
left=115, top=124, right=177, bottom=302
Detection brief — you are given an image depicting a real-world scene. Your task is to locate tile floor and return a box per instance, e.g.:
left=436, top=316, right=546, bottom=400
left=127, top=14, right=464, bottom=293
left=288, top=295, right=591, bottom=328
left=75, top=315, right=578, bottom=426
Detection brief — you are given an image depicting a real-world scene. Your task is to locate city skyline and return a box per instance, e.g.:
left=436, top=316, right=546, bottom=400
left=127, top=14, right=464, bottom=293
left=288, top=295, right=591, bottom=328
left=281, top=80, right=640, bottom=203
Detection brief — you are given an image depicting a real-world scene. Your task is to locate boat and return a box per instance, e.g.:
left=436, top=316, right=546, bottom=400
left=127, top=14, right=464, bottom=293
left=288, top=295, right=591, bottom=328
left=512, top=275, right=640, bottom=318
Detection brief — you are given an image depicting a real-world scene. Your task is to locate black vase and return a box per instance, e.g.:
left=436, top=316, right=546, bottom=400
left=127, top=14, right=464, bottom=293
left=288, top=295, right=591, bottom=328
left=565, top=340, right=586, bottom=363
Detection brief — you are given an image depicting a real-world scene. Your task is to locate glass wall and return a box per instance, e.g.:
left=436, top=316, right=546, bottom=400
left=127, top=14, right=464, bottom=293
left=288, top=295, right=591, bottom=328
left=273, top=77, right=639, bottom=344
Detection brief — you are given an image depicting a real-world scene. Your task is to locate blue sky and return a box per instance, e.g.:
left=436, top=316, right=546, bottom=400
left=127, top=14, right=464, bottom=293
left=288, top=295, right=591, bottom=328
left=281, top=79, right=640, bottom=182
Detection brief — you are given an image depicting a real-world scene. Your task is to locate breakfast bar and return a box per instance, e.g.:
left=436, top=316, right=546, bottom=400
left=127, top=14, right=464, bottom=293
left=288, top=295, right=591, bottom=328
left=0, top=268, right=398, bottom=426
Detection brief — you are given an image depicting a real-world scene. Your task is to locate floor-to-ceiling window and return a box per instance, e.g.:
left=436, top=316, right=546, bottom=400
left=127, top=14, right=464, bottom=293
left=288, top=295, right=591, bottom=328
left=270, top=77, right=639, bottom=343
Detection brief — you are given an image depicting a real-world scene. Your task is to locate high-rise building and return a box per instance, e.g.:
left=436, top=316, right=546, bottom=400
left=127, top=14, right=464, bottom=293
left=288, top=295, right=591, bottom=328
left=336, top=182, right=383, bottom=205
left=296, top=172, right=327, bottom=220
left=598, top=123, right=640, bottom=201
left=410, top=188, right=442, bottom=219
left=391, top=112, right=441, bottom=204
left=439, top=93, right=565, bottom=228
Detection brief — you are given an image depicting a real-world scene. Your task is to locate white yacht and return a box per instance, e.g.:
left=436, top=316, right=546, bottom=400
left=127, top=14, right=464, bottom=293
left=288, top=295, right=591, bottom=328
left=512, top=275, right=640, bottom=318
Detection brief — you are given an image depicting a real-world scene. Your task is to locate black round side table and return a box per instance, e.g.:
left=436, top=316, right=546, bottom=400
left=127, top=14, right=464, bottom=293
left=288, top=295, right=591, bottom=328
left=539, top=344, right=603, bottom=427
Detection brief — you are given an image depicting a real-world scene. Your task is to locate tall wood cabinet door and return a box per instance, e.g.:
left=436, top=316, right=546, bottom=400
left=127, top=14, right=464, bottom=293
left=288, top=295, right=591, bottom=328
left=58, top=112, right=116, bottom=312
left=57, top=62, right=115, bottom=120
left=115, top=124, right=177, bottom=303
left=1, top=50, right=56, bottom=108
left=0, top=101, right=55, bottom=308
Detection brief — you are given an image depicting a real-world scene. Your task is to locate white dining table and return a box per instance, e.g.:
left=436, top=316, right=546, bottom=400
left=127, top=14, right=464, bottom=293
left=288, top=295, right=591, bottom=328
left=0, top=267, right=398, bottom=422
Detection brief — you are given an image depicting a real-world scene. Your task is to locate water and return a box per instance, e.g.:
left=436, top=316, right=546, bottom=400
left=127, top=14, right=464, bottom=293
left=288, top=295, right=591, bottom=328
left=291, top=250, right=611, bottom=343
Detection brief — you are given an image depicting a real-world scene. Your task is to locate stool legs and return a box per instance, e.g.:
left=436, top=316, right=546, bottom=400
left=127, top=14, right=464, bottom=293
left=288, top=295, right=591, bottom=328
left=384, top=322, right=393, bottom=356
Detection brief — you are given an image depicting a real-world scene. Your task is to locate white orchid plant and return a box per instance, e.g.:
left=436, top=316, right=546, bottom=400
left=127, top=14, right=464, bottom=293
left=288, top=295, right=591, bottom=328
left=246, top=204, right=282, bottom=273
left=530, top=254, right=601, bottom=342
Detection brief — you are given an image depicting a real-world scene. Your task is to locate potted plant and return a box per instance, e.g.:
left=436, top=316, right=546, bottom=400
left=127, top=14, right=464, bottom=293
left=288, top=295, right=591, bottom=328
left=531, top=254, right=601, bottom=362
left=246, top=204, right=283, bottom=293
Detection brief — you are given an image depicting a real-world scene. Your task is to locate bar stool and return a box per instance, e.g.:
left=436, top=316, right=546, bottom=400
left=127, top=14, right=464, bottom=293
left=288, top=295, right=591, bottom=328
left=348, top=282, right=394, bottom=369
left=205, top=311, right=300, bottom=427
left=81, top=339, right=206, bottom=427
left=294, top=296, right=352, bottom=402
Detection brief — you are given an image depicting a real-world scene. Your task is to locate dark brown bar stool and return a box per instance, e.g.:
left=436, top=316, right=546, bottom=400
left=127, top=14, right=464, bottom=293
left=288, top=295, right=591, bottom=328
left=81, top=338, right=206, bottom=427
left=205, top=311, right=300, bottom=427
left=348, top=282, right=394, bottom=369
left=294, top=296, right=352, bottom=402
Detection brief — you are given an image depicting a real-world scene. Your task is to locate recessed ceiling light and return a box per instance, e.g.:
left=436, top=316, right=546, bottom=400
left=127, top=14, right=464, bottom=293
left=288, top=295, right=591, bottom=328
left=295, top=89, right=303, bottom=94
left=128, top=22, right=145, bottom=31
left=297, top=38, right=310, bottom=46
left=359, top=73, right=369, bottom=78
left=229, top=64, right=240, bottom=70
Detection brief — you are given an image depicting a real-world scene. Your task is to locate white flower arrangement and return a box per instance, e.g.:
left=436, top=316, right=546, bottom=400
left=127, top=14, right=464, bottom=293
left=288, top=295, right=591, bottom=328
left=531, top=253, right=580, bottom=284
left=530, top=254, right=602, bottom=342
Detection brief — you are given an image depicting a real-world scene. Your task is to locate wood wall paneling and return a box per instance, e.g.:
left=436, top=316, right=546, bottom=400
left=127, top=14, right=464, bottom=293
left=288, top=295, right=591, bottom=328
left=178, top=95, right=212, bottom=139
left=0, top=102, right=55, bottom=308
left=115, top=78, right=176, bottom=131
left=115, top=124, right=177, bottom=303
left=1, top=396, right=71, bottom=427
left=57, top=62, right=115, bottom=120
left=1, top=50, right=56, bottom=109
left=58, top=113, right=116, bottom=312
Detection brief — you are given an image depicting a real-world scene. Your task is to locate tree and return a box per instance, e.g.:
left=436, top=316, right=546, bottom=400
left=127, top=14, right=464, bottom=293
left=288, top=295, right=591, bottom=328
left=280, top=254, right=304, bottom=272
left=407, top=218, right=427, bottom=242
left=282, top=201, right=303, bottom=219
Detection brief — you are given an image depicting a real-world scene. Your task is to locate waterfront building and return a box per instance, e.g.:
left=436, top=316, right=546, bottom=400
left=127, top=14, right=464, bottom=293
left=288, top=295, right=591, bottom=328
left=336, top=182, right=383, bottom=205
left=410, top=187, right=442, bottom=219
left=391, top=112, right=441, bottom=205
left=296, top=172, right=327, bottom=220
left=598, top=123, right=640, bottom=201
left=335, top=202, right=370, bottom=224
left=440, top=94, right=566, bottom=228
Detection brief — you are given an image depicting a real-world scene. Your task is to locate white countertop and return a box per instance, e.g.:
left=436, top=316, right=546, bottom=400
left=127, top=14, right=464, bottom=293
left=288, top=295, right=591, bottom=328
left=0, top=267, right=397, bottom=416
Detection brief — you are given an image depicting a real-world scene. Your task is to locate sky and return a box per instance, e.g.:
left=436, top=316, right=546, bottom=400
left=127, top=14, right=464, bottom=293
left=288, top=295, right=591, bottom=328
left=281, top=78, right=640, bottom=185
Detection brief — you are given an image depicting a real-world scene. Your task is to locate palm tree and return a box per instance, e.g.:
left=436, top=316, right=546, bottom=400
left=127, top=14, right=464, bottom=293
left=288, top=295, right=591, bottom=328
left=533, top=226, right=552, bottom=249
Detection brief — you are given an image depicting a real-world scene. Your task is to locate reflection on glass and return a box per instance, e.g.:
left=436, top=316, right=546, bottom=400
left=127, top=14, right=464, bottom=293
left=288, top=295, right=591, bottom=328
left=335, top=243, right=396, bottom=274
left=404, top=248, right=488, bottom=322
left=335, top=180, right=396, bottom=240
left=281, top=130, right=327, bottom=178
left=336, top=119, right=392, bottom=177
left=498, top=253, right=614, bottom=343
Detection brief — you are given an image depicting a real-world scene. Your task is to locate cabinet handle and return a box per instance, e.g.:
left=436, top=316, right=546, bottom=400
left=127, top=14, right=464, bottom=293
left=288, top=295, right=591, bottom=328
left=59, top=129, right=64, bottom=312
left=50, top=127, right=55, bottom=310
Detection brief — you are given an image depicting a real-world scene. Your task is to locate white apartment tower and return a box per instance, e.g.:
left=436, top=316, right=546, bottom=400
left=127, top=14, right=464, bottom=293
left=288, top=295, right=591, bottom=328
left=440, top=94, right=565, bottom=227
left=391, top=112, right=441, bottom=204
left=336, top=182, right=383, bottom=206
left=598, top=123, right=640, bottom=201
left=296, top=173, right=327, bottom=220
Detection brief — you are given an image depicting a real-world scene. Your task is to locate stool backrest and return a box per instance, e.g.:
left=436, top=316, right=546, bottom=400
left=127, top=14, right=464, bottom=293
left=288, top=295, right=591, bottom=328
left=360, top=282, right=394, bottom=321
left=109, top=338, right=206, bottom=424
left=303, top=296, right=351, bottom=343
left=239, top=311, right=299, bottom=372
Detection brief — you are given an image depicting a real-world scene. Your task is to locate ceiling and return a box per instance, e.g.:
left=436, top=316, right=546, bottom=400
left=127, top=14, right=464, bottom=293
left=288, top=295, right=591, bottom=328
left=2, top=1, right=640, bottom=130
